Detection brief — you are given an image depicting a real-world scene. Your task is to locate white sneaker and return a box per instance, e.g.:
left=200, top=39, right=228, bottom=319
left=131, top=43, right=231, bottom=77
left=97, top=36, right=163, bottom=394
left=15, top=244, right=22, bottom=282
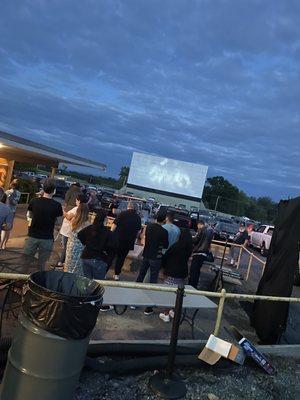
left=169, top=310, right=175, bottom=319
left=100, top=305, right=114, bottom=312
left=130, top=306, right=137, bottom=310
left=114, top=275, right=120, bottom=281
left=159, top=313, right=170, bottom=322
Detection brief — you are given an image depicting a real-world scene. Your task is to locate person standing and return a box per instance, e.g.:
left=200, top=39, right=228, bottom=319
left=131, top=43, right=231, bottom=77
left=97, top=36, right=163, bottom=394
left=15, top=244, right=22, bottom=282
left=58, top=193, right=87, bottom=267
left=87, top=189, right=99, bottom=212
left=188, top=220, right=214, bottom=289
left=110, top=202, right=141, bottom=280
left=1, top=180, right=21, bottom=249
left=65, top=203, right=90, bottom=276
left=162, top=212, right=180, bottom=249
left=228, top=222, right=249, bottom=266
left=159, top=228, right=193, bottom=322
left=78, top=210, right=114, bottom=280
left=64, top=182, right=82, bottom=211
left=23, top=179, right=63, bottom=270
left=136, top=213, right=169, bottom=315
left=0, top=188, right=14, bottom=246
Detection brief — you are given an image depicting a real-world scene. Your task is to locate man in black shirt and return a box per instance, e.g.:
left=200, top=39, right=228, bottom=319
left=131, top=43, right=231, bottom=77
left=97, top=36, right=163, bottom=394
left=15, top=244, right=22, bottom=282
left=188, top=220, right=214, bottom=289
left=24, top=179, right=63, bottom=270
left=110, top=202, right=142, bottom=280
left=136, top=213, right=169, bottom=314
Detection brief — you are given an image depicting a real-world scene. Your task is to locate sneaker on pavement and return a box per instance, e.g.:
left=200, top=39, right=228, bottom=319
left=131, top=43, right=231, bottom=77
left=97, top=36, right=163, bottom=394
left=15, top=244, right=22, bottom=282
left=114, top=275, right=120, bottom=281
left=144, top=307, right=154, bottom=315
left=100, top=305, right=114, bottom=312
left=169, top=310, right=175, bottom=319
left=159, top=313, right=170, bottom=322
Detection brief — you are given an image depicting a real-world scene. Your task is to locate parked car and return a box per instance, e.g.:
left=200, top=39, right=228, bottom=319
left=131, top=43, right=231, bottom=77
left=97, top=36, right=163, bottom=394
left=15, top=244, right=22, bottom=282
left=100, top=191, right=116, bottom=208
left=249, top=224, right=274, bottom=256
left=22, top=171, right=36, bottom=177
left=54, top=179, right=69, bottom=198
left=189, top=211, right=214, bottom=231
left=213, top=222, right=240, bottom=242
left=156, top=206, right=190, bottom=229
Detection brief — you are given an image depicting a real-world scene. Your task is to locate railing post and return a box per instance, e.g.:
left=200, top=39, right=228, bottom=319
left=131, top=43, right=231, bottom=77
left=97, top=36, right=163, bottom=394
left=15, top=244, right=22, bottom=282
left=236, top=246, right=243, bottom=269
left=149, top=284, right=187, bottom=399
left=213, top=288, right=226, bottom=336
left=261, top=261, right=266, bottom=276
left=246, top=253, right=253, bottom=281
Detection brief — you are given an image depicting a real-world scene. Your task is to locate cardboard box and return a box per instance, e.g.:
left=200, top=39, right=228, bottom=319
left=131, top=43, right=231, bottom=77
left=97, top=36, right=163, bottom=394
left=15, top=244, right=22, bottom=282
left=199, top=334, right=245, bottom=365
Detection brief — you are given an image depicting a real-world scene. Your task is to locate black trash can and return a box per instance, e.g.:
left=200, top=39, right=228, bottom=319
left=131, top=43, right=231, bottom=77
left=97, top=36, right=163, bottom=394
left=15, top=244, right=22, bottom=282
left=1, top=271, right=104, bottom=400
left=23, top=270, right=104, bottom=340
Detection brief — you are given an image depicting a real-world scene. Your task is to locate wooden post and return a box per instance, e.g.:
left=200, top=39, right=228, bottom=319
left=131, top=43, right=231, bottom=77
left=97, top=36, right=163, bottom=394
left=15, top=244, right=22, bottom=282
left=50, top=167, right=57, bottom=179
left=261, top=262, right=266, bottom=276
left=4, top=160, right=15, bottom=190
left=213, top=288, right=226, bottom=336
left=246, top=253, right=253, bottom=281
left=236, top=246, right=243, bottom=269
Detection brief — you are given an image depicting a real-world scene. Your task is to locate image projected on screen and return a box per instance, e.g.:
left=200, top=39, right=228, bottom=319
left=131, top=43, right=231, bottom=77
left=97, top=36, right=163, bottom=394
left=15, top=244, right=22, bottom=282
left=127, top=153, right=208, bottom=198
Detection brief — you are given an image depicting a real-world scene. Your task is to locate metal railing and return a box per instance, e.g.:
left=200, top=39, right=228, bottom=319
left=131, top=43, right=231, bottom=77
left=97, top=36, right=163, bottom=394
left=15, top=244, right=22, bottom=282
left=0, top=272, right=299, bottom=337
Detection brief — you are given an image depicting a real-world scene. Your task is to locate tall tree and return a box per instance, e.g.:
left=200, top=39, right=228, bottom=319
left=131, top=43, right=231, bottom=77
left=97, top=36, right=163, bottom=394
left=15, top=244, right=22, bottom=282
left=119, top=166, right=130, bottom=185
left=203, top=176, right=240, bottom=214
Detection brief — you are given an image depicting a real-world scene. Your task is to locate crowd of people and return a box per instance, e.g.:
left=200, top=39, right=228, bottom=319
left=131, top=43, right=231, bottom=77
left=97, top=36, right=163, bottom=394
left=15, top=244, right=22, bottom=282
left=0, top=178, right=250, bottom=324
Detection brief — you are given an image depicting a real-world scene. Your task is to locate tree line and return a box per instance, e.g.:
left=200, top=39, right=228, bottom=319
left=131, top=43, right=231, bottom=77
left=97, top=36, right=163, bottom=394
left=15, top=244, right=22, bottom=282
left=202, top=176, right=277, bottom=222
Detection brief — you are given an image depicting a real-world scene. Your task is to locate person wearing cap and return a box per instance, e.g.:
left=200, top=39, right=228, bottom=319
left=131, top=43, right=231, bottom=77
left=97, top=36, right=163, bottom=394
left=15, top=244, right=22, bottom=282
left=64, top=182, right=82, bottom=211
left=228, top=222, right=249, bottom=266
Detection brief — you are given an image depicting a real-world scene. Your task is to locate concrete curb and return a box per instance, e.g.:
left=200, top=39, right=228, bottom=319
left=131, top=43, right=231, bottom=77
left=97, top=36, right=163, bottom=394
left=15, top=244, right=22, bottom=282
left=88, top=339, right=300, bottom=358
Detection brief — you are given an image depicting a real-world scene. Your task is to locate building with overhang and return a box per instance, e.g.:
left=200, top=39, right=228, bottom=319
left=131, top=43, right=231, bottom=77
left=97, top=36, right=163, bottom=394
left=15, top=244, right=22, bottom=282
left=0, top=131, right=106, bottom=189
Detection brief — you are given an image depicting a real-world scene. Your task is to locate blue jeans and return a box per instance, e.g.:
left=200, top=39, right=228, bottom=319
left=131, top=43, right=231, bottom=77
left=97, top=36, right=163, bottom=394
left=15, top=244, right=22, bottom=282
left=136, top=258, right=161, bottom=283
left=82, top=259, right=107, bottom=280
left=60, top=235, right=68, bottom=264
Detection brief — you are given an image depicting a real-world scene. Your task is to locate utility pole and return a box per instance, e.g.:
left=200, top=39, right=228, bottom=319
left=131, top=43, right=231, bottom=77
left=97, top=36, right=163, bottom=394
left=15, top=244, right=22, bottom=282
left=214, top=195, right=220, bottom=211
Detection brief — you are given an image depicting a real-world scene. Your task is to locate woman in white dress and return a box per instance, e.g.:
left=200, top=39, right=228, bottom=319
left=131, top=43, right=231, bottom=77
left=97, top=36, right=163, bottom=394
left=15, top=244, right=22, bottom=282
left=65, top=203, right=90, bottom=276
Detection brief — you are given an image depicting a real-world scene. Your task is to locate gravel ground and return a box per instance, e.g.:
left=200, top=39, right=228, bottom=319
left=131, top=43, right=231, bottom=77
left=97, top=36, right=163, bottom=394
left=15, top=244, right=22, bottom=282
left=74, top=355, right=300, bottom=400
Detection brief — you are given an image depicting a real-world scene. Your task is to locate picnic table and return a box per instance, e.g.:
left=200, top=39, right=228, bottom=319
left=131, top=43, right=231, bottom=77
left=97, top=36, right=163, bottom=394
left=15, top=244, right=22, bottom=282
left=102, top=284, right=217, bottom=338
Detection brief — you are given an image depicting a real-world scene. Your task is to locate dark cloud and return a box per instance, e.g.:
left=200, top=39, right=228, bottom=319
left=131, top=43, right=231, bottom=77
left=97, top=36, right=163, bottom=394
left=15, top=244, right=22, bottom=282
left=0, top=0, right=300, bottom=200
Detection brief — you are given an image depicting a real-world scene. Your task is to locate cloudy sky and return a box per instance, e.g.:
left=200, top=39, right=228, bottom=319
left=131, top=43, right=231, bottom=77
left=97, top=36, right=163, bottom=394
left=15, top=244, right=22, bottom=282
left=0, top=0, right=299, bottom=200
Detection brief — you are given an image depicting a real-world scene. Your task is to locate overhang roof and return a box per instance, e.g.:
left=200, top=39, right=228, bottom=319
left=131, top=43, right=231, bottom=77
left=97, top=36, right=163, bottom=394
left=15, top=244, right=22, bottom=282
left=0, top=131, right=106, bottom=170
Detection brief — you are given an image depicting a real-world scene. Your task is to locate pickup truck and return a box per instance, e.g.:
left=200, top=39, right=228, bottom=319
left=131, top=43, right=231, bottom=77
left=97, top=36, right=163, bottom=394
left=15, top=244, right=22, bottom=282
left=249, top=224, right=274, bottom=256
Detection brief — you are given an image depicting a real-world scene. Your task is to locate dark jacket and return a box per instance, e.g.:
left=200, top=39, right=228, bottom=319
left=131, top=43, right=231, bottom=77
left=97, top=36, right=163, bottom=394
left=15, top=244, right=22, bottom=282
left=193, top=226, right=214, bottom=254
left=162, top=229, right=193, bottom=278
left=113, top=209, right=142, bottom=251
left=143, top=222, right=169, bottom=260
left=78, top=225, right=114, bottom=262
left=233, top=230, right=249, bottom=245
left=64, top=186, right=82, bottom=211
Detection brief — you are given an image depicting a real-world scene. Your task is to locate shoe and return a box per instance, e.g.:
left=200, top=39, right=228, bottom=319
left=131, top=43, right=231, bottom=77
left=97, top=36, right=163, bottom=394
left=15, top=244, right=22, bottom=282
left=130, top=306, right=137, bottom=310
left=100, top=305, right=114, bottom=312
left=114, top=275, right=120, bottom=281
left=169, top=310, right=175, bottom=319
left=144, top=307, right=154, bottom=315
left=159, top=313, right=170, bottom=322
